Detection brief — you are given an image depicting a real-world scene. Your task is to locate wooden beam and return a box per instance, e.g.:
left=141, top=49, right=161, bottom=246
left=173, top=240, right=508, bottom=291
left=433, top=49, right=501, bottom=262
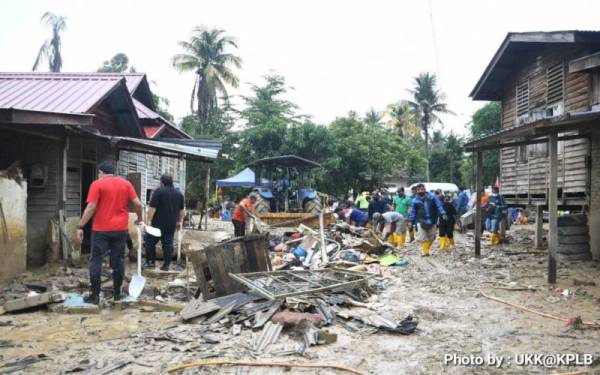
left=548, top=133, right=558, bottom=283
left=475, top=151, right=483, bottom=257
left=204, top=166, right=210, bottom=231
left=569, top=52, right=600, bottom=73
left=465, top=134, right=586, bottom=152
left=534, top=205, right=544, bottom=249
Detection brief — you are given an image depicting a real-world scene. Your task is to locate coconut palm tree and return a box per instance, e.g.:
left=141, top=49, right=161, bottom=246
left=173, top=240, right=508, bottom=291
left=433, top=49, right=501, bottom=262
left=33, top=12, right=67, bottom=72
left=364, top=108, right=382, bottom=127
left=407, top=72, right=453, bottom=181
left=172, top=27, right=241, bottom=134
left=385, top=100, right=420, bottom=138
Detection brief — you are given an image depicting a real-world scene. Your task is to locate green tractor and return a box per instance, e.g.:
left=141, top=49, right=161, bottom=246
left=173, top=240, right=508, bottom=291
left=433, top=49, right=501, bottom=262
left=248, top=155, right=323, bottom=214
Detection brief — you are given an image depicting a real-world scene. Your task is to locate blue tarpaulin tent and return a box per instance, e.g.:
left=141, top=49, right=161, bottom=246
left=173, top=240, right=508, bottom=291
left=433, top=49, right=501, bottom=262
left=216, top=168, right=268, bottom=187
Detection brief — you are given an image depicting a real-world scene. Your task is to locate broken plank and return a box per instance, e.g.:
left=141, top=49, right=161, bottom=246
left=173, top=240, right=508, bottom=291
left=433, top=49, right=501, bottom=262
left=138, top=300, right=184, bottom=313
left=1, top=292, right=64, bottom=313
left=205, top=301, right=236, bottom=324
left=253, top=300, right=283, bottom=328
left=180, top=292, right=261, bottom=321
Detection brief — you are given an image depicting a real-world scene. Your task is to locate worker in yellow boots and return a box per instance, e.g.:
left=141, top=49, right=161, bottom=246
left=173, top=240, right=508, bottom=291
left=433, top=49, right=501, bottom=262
left=485, top=186, right=507, bottom=246
left=392, top=187, right=411, bottom=248
left=372, top=211, right=404, bottom=247
left=438, top=193, right=457, bottom=252
left=409, top=184, right=447, bottom=256
left=407, top=186, right=418, bottom=242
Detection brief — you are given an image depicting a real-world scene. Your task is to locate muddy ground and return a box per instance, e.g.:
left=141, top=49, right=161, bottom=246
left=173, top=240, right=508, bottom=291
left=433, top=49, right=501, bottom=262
left=1, top=224, right=599, bottom=374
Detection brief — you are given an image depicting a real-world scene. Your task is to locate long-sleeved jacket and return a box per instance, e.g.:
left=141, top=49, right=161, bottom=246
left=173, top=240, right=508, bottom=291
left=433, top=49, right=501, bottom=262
left=485, top=193, right=506, bottom=220
left=456, top=191, right=469, bottom=211
left=409, top=192, right=446, bottom=226
left=441, top=201, right=456, bottom=225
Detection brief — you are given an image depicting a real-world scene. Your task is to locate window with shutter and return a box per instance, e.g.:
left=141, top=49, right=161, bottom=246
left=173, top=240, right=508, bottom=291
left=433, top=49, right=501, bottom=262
left=516, top=81, right=529, bottom=119
left=546, top=63, right=564, bottom=105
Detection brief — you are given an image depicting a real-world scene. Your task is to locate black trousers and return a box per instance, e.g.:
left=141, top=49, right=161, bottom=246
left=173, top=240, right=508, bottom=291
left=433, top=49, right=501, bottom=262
left=145, top=230, right=175, bottom=266
left=90, top=230, right=127, bottom=297
left=232, top=219, right=246, bottom=237
left=438, top=220, right=455, bottom=239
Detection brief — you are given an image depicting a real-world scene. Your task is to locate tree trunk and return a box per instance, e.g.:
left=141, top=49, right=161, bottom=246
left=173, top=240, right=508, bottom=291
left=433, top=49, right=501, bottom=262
left=197, top=74, right=203, bottom=135
left=424, top=124, right=430, bottom=182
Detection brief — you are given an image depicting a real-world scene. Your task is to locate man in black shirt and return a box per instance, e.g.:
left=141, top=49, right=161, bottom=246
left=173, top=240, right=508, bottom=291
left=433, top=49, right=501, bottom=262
left=144, top=175, right=185, bottom=271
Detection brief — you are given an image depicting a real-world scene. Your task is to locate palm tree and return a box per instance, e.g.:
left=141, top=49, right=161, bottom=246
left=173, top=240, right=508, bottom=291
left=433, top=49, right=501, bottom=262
left=172, top=27, right=241, bottom=134
left=385, top=100, right=419, bottom=138
left=407, top=72, right=453, bottom=181
left=364, top=108, right=382, bottom=126
left=32, top=12, right=66, bottom=72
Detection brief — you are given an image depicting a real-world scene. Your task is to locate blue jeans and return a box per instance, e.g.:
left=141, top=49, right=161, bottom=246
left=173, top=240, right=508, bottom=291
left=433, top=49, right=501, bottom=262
left=90, top=231, right=127, bottom=297
left=486, top=218, right=500, bottom=232
left=145, top=230, right=175, bottom=266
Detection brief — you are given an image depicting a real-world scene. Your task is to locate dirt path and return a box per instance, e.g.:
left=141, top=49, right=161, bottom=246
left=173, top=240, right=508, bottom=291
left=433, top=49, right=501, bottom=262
left=1, top=227, right=599, bottom=374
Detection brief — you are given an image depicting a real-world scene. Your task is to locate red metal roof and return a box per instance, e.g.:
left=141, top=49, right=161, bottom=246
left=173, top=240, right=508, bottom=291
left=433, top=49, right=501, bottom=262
left=0, top=72, right=149, bottom=114
left=0, top=73, right=122, bottom=114
left=143, top=125, right=165, bottom=138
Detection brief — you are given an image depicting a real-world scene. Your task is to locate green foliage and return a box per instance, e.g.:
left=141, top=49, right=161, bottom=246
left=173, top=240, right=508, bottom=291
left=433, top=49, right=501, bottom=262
left=151, top=93, right=174, bottom=122
left=234, top=75, right=306, bottom=164
left=471, top=102, right=501, bottom=137
left=363, top=108, right=382, bottom=127
left=320, top=114, right=406, bottom=195
left=97, top=53, right=132, bottom=73
left=407, top=72, right=453, bottom=181
left=429, top=131, right=465, bottom=184
left=468, top=102, right=501, bottom=187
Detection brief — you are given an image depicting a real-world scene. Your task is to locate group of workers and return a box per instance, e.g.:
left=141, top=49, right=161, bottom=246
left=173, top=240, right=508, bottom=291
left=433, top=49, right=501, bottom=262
left=334, top=184, right=506, bottom=256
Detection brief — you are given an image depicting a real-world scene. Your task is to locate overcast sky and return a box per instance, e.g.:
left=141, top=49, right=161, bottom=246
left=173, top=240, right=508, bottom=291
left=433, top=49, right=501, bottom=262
left=1, top=0, right=600, bottom=135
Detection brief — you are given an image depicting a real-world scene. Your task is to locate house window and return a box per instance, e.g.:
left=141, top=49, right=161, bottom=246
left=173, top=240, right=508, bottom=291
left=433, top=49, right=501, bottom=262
left=592, top=70, right=600, bottom=109
left=518, top=144, right=528, bottom=163
left=516, top=81, right=530, bottom=119
left=529, top=142, right=548, bottom=158
left=546, top=63, right=565, bottom=115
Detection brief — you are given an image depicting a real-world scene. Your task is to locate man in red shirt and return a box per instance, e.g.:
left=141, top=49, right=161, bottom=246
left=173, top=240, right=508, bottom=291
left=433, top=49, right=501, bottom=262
left=76, top=161, right=143, bottom=304
left=232, top=193, right=258, bottom=237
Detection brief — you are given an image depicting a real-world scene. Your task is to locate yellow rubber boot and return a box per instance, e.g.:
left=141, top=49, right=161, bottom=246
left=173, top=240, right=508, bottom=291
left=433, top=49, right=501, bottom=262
left=397, top=233, right=406, bottom=248
left=421, top=241, right=431, bottom=257
left=448, top=237, right=456, bottom=250
left=438, top=236, right=447, bottom=252
left=497, top=234, right=504, bottom=244
left=488, top=233, right=496, bottom=246
left=387, top=233, right=395, bottom=245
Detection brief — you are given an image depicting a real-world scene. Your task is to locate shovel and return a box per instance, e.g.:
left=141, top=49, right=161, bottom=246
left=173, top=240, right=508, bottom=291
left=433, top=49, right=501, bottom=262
left=175, top=228, right=185, bottom=271
left=128, top=225, right=147, bottom=299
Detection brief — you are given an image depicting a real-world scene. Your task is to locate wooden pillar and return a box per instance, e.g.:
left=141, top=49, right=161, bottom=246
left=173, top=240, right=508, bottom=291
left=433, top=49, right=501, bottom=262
left=475, top=151, right=483, bottom=257
left=59, top=136, right=69, bottom=261
left=534, top=205, right=544, bottom=249
left=548, top=133, right=558, bottom=283
left=204, top=166, right=211, bottom=230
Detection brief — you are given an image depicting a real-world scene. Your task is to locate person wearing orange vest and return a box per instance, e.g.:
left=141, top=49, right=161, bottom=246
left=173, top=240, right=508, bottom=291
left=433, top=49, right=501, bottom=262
left=232, top=193, right=258, bottom=237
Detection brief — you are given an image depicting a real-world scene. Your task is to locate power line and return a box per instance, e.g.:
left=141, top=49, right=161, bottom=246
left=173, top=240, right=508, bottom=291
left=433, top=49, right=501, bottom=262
left=427, top=0, right=441, bottom=80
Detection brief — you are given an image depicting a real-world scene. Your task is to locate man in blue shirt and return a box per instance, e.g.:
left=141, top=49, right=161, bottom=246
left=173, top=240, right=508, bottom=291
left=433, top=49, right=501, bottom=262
left=456, top=187, right=469, bottom=214
left=368, top=190, right=388, bottom=220
left=409, top=183, right=447, bottom=256
left=335, top=207, right=368, bottom=227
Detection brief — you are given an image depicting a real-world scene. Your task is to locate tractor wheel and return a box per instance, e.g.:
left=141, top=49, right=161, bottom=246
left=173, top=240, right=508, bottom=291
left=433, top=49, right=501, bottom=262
left=253, top=196, right=270, bottom=214
left=304, top=198, right=322, bottom=214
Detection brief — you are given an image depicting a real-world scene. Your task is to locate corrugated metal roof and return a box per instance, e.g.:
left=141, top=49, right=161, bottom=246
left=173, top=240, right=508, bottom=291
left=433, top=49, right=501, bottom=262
left=0, top=72, right=150, bottom=114
left=110, top=136, right=219, bottom=161
left=0, top=74, right=122, bottom=114
left=133, top=98, right=160, bottom=120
